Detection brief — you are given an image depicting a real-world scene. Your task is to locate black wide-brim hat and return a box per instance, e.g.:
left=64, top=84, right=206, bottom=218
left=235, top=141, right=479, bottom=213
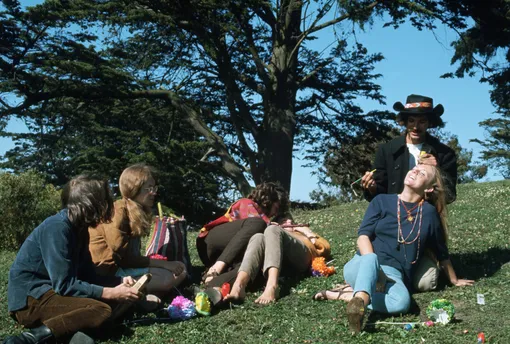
left=393, top=94, right=444, bottom=128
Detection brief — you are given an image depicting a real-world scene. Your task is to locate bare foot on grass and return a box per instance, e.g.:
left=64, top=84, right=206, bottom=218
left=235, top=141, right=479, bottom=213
left=224, top=282, right=246, bottom=303
left=254, top=285, right=279, bottom=305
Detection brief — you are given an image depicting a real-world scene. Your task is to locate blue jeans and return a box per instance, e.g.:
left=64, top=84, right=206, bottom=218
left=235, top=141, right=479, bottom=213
left=343, top=253, right=411, bottom=314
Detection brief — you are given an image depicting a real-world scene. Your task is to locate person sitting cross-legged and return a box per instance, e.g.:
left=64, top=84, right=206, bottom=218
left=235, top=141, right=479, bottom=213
left=89, top=164, right=187, bottom=311
left=4, top=175, right=140, bottom=344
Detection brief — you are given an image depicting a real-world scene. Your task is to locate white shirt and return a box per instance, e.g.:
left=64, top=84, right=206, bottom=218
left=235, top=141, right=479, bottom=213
left=406, top=143, right=423, bottom=170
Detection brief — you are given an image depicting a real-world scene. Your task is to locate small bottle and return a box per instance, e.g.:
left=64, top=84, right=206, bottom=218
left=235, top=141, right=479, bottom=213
left=477, top=332, right=485, bottom=343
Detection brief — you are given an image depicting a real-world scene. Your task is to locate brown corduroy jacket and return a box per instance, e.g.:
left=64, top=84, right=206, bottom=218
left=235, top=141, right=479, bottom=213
left=88, top=200, right=150, bottom=276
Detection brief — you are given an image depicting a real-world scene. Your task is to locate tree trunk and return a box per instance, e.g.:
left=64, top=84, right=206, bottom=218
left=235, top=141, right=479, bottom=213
left=256, top=0, right=302, bottom=193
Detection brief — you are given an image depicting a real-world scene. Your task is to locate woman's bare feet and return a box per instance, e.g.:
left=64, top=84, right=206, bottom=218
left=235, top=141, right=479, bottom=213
left=224, top=282, right=246, bottom=302
left=313, top=284, right=354, bottom=302
left=254, top=285, right=279, bottom=305
left=203, top=261, right=226, bottom=285
left=314, top=290, right=354, bottom=302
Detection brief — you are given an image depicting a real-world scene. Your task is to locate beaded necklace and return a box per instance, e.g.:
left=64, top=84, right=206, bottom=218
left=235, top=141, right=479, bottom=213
left=397, top=196, right=424, bottom=264
left=400, top=199, right=421, bottom=222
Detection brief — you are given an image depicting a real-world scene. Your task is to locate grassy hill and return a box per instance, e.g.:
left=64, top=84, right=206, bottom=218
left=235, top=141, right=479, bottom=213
left=1, top=180, right=509, bottom=343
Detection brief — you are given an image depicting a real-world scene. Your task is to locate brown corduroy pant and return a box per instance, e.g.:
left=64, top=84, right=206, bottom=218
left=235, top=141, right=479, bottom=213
left=12, top=290, right=112, bottom=339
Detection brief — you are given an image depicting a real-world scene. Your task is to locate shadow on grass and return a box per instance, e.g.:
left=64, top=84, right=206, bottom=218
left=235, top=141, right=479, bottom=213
left=360, top=247, right=510, bottom=332
left=449, top=247, right=510, bottom=280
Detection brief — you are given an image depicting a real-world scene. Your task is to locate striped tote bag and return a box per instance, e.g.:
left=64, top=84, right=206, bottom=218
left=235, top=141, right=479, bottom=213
left=145, top=216, right=192, bottom=274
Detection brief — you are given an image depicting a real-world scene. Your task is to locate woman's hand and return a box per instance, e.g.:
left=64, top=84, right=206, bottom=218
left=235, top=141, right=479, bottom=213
left=452, top=279, right=475, bottom=287
left=122, top=276, right=136, bottom=287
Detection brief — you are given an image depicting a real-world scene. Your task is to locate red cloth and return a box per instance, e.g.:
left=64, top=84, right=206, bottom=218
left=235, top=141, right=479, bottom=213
left=198, top=198, right=271, bottom=238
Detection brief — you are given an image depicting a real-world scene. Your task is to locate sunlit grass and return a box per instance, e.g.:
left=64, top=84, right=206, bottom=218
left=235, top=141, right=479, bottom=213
left=1, top=180, right=509, bottom=343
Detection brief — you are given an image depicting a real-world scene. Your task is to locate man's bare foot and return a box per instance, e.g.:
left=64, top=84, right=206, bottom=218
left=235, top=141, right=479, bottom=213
left=224, top=283, right=246, bottom=302
left=254, top=285, right=279, bottom=305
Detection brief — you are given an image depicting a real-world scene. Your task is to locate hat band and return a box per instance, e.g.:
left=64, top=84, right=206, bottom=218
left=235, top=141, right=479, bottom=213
left=404, top=102, right=432, bottom=109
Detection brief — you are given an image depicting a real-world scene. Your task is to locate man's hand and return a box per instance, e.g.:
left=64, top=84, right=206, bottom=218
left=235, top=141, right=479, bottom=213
left=453, top=279, right=475, bottom=287
left=102, top=283, right=140, bottom=302
left=418, top=153, right=437, bottom=166
left=360, top=171, right=377, bottom=195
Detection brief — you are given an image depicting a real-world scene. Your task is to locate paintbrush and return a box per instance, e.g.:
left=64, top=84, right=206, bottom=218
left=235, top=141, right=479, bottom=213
left=351, top=169, right=377, bottom=185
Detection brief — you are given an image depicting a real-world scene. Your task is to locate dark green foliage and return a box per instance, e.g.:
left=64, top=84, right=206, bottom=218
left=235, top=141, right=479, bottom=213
left=471, top=117, right=510, bottom=179
left=2, top=97, right=226, bottom=225
left=0, top=0, right=411, bottom=196
left=1, top=0, right=507, bottom=200
left=0, top=171, right=60, bottom=250
left=318, top=111, right=400, bottom=201
left=434, top=0, right=510, bottom=177
left=434, top=130, right=488, bottom=184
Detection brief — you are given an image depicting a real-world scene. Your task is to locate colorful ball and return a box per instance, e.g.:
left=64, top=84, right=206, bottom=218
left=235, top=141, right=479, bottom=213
left=167, top=296, right=196, bottom=320
left=195, top=292, right=212, bottom=316
left=404, top=323, right=414, bottom=331
left=425, top=320, right=434, bottom=327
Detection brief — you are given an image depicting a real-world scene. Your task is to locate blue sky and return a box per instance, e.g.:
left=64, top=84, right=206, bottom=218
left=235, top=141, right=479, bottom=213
left=0, top=4, right=501, bottom=201
left=290, top=18, right=500, bottom=201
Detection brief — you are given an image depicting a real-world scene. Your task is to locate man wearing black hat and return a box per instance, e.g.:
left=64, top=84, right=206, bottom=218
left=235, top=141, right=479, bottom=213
left=361, top=94, right=457, bottom=204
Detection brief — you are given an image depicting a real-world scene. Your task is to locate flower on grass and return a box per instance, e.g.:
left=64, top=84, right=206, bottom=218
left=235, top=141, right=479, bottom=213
left=167, top=296, right=196, bottom=320
left=311, top=257, right=335, bottom=277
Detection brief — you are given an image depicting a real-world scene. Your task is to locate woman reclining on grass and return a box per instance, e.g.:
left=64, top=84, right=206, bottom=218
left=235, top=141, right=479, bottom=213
left=224, top=222, right=331, bottom=305
left=313, top=165, right=474, bottom=334
left=196, top=182, right=289, bottom=288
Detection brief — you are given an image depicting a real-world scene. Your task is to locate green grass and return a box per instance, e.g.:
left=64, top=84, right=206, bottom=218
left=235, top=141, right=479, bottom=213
left=1, top=180, right=510, bottom=343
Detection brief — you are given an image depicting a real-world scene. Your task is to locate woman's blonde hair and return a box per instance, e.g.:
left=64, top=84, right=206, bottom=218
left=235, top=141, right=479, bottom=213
left=424, top=166, right=448, bottom=242
left=119, top=163, right=155, bottom=237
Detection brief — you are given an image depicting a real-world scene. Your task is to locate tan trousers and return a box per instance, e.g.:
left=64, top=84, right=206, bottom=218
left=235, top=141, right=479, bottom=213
left=239, top=225, right=312, bottom=280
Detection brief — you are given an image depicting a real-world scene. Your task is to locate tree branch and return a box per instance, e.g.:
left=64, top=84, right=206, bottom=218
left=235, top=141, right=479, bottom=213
left=230, top=4, right=272, bottom=90
left=288, top=1, right=379, bottom=64
left=298, top=57, right=335, bottom=87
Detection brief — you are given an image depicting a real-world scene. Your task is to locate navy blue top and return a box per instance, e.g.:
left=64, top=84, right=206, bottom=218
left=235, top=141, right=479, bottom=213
left=358, top=194, right=449, bottom=286
left=8, top=209, right=121, bottom=312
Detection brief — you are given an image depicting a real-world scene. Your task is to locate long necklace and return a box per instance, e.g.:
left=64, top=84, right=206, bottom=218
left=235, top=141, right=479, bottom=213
left=400, top=199, right=421, bottom=222
left=397, top=196, right=423, bottom=264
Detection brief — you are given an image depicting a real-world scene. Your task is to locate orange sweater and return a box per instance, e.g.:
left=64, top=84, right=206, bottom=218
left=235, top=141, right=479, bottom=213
left=89, top=200, right=150, bottom=276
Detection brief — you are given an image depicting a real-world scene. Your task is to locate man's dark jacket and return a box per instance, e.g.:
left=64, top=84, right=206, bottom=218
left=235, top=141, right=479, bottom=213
left=364, top=134, right=457, bottom=204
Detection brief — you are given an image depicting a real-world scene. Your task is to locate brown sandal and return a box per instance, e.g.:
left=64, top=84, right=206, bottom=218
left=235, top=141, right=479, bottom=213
left=313, top=284, right=352, bottom=301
